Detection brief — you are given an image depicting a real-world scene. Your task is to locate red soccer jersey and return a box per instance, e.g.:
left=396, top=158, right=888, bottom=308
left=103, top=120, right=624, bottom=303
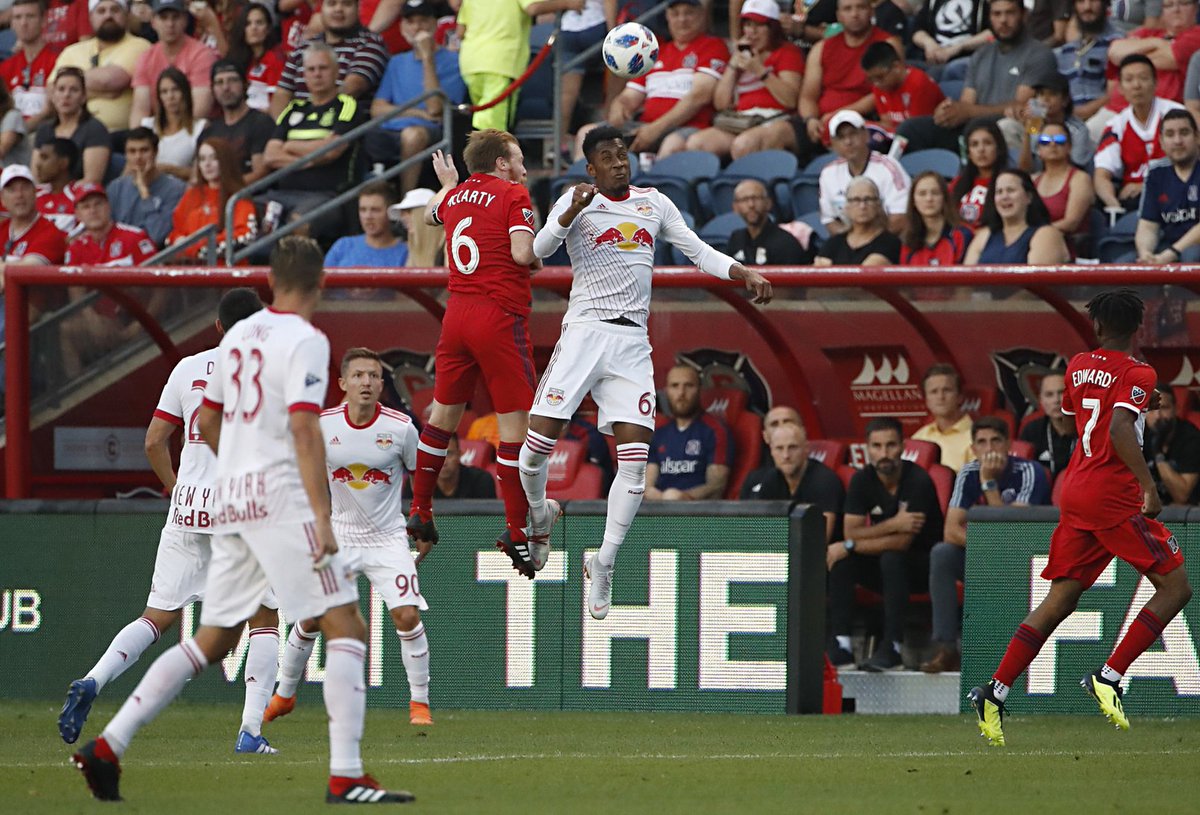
left=0, top=45, right=60, bottom=120
left=37, top=184, right=76, bottom=234
left=43, top=0, right=92, bottom=49
left=955, top=176, right=991, bottom=229
left=1105, top=26, right=1200, bottom=111
left=434, top=173, right=536, bottom=317
left=819, top=27, right=894, bottom=115
left=1057, top=349, right=1157, bottom=530
left=629, top=34, right=729, bottom=128
left=66, top=223, right=157, bottom=318
left=873, top=67, right=944, bottom=133
left=0, top=214, right=66, bottom=263
left=735, top=42, right=804, bottom=112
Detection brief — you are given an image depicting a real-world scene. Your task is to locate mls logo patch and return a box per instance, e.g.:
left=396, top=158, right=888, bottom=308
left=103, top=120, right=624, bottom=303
left=376, top=433, right=393, bottom=450
left=522, top=208, right=534, bottom=225
left=1168, top=535, right=1180, bottom=554
left=545, top=388, right=565, bottom=406
left=1131, top=385, right=1147, bottom=404
left=685, top=439, right=701, bottom=456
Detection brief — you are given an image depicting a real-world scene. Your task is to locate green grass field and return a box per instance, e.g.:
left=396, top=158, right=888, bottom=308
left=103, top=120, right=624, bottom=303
left=2, top=700, right=1198, bottom=814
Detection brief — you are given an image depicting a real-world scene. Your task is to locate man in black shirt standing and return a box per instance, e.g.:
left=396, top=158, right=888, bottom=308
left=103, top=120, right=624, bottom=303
left=1144, top=384, right=1200, bottom=506
left=740, top=423, right=843, bottom=542
left=200, top=60, right=275, bottom=186
left=726, top=179, right=815, bottom=265
left=827, top=417, right=943, bottom=671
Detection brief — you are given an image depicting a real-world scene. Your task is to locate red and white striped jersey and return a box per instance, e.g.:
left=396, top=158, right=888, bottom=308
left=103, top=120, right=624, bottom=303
left=319, top=403, right=418, bottom=547
left=627, top=34, right=728, bottom=129
left=153, top=348, right=219, bottom=532
left=1095, top=97, right=1183, bottom=185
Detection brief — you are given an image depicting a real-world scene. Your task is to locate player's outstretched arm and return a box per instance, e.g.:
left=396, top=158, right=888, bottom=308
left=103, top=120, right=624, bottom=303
left=198, top=404, right=222, bottom=454
left=424, top=149, right=460, bottom=226
left=144, top=416, right=180, bottom=492
left=1111, top=407, right=1163, bottom=518
left=728, top=262, right=773, bottom=304
left=292, top=410, right=339, bottom=564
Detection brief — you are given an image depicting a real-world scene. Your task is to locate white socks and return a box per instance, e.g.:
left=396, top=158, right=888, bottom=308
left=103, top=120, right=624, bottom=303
left=1100, top=664, right=1123, bottom=683
left=324, top=638, right=367, bottom=779
left=599, top=443, right=648, bottom=567
left=398, top=623, right=430, bottom=705
left=88, top=616, right=161, bottom=692
left=102, top=639, right=208, bottom=757
left=240, top=627, right=279, bottom=737
left=276, top=623, right=318, bottom=698
left=519, top=430, right=556, bottom=527
left=991, top=679, right=1011, bottom=702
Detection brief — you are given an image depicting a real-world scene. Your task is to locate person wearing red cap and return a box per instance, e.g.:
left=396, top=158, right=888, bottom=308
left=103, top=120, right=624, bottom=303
left=60, top=180, right=160, bottom=377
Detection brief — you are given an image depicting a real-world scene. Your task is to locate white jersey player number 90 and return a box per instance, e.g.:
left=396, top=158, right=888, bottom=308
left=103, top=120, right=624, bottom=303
left=451, top=217, right=480, bottom=275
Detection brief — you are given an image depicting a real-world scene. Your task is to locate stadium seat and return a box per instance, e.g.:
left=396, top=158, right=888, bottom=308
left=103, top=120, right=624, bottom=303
left=458, top=439, right=495, bottom=469
left=1016, top=409, right=1044, bottom=437
left=899, top=148, right=961, bottom=181
left=836, top=464, right=857, bottom=490
left=513, top=23, right=557, bottom=156
left=807, top=438, right=847, bottom=467
left=701, top=387, right=762, bottom=498
left=1009, top=439, right=1036, bottom=461
left=928, top=462, right=956, bottom=513
left=695, top=211, right=747, bottom=254
left=799, top=151, right=838, bottom=176
left=636, top=150, right=721, bottom=216
left=788, top=153, right=838, bottom=221
left=545, top=438, right=605, bottom=500
left=549, top=154, right=642, bottom=202
left=796, top=210, right=830, bottom=242
left=1096, top=211, right=1139, bottom=263
left=903, top=439, right=942, bottom=468
left=707, top=150, right=799, bottom=216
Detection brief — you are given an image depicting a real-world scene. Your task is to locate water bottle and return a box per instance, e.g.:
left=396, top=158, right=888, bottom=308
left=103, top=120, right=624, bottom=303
left=263, top=200, right=283, bottom=234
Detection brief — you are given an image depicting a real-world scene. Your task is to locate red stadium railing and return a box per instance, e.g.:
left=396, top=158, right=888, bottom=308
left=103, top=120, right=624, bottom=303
left=4, top=264, right=1197, bottom=498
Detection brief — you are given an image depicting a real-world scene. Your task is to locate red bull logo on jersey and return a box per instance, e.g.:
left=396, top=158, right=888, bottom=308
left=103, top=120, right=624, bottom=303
left=376, top=433, right=393, bottom=450
left=592, top=222, right=654, bottom=251
left=330, top=463, right=394, bottom=490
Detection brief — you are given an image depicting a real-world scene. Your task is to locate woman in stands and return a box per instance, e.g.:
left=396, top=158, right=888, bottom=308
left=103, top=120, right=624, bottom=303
left=1032, top=122, right=1094, bottom=258
left=142, top=68, right=206, bottom=181
left=949, top=118, right=1007, bottom=230
left=814, top=177, right=901, bottom=266
left=901, top=171, right=972, bottom=266
left=964, top=168, right=1070, bottom=265
left=405, top=214, right=445, bottom=268
left=34, top=67, right=110, bottom=184
left=227, top=2, right=285, bottom=112
left=166, top=136, right=257, bottom=263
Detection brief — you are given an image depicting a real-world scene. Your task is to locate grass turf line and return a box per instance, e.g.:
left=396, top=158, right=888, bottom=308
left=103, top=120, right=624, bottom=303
left=1, top=700, right=1198, bottom=814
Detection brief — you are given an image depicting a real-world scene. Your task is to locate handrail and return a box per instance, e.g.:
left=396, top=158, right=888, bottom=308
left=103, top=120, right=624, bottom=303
left=224, top=88, right=453, bottom=266
left=142, top=223, right=218, bottom=267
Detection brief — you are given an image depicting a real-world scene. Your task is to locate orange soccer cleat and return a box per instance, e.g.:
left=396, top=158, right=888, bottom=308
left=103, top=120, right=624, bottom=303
left=408, top=701, right=433, bottom=726
left=262, top=693, right=296, bottom=723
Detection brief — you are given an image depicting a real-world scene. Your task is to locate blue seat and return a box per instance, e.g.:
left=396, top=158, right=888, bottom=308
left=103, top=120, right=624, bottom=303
left=939, top=79, right=964, bottom=102
left=789, top=177, right=821, bottom=220
left=549, top=155, right=642, bottom=202
left=636, top=150, right=721, bottom=216
left=697, top=211, right=746, bottom=252
left=1096, top=210, right=1140, bottom=263
left=797, top=210, right=830, bottom=243
left=798, top=151, right=838, bottom=177
left=900, top=148, right=961, bottom=180
left=707, top=150, right=799, bottom=216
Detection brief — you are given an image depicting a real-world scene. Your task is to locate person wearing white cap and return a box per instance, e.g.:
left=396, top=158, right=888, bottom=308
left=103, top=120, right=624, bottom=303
left=388, top=186, right=433, bottom=232
left=395, top=186, right=444, bottom=267
left=818, top=109, right=910, bottom=234
left=325, top=180, right=409, bottom=269
left=0, top=164, right=67, bottom=268
left=52, top=0, right=151, bottom=133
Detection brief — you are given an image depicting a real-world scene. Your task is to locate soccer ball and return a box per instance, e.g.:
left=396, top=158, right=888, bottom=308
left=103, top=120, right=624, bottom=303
left=602, top=23, right=659, bottom=79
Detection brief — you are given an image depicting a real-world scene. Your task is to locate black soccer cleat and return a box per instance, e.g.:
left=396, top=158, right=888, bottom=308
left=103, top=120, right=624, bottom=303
left=327, top=774, right=416, bottom=804
left=405, top=510, right=439, bottom=545
left=496, top=530, right=536, bottom=579
left=72, top=738, right=122, bottom=801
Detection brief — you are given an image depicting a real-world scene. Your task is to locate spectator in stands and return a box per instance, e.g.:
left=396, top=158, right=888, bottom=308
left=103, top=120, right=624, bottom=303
left=1109, top=0, right=1164, bottom=35
left=0, top=82, right=29, bottom=168
left=326, top=180, right=408, bottom=267
left=862, top=42, right=944, bottom=144
left=130, top=0, right=219, bottom=127
left=901, top=172, right=972, bottom=266
left=227, top=2, right=285, bottom=113
left=683, top=0, right=804, bottom=162
left=727, top=178, right=813, bottom=265
left=922, top=416, right=1050, bottom=673
left=401, top=435, right=498, bottom=500
left=1145, top=383, right=1200, bottom=505
left=911, top=0, right=990, bottom=79
left=263, top=43, right=368, bottom=239
left=949, top=118, right=1008, bottom=230
left=828, top=416, right=942, bottom=671
left=814, top=177, right=901, bottom=266
left=788, top=0, right=909, bottom=45
left=898, top=0, right=1058, bottom=154
left=367, top=0, right=465, bottom=193
left=965, top=167, right=1071, bottom=264
left=1096, top=54, right=1185, bottom=212
left=740, top=422, right=844, bottom=542
left=278, top=0, right=321, bottom=53
left=645, top=364, right=732, bottom=501
left=731, top=0, right=896, bottom=165
left=43, top=0, right=92, bottom=50
left=199, top=59, right=273, bottom=185
left=1016, top=73, right=1095, bottom=171
left=0, top=163, right=68, bottom=320
left=189, top=0, right=237, bottom=55
left=1136, top=108, right=1200, bottom=261
left=399, top=188, right=444, bottom=266
left=1029, top=122, right=1094, bottom=256
left=106, top=126, right=187, bottom=246
left=34, top=67, right=111, bottom=184
left=166, top=135, right=256, bottom=261
left=53, top=0, right=150, bottom=135
left=33, top=136, right=80, bottom=233
left=271, top=0, right=388, bottom=118
left=817, top=110, right=909, bottom=235
left=1102, top=0, right=1200, bottom=132
left=129, top=0, right=155, bottom=39
left=913, top=363, right=973, bottom=472
left=1056, top=0, right=1120, bottom=141
left=1019, top=370, right=1076, bottom=480
left=141, top=66, right=206, bottom=179
left=456, top=0, right=586, bottom=132
left=598, top=0, right=728, bottom=161
left=59, top=181, right=161, bottom=377
left=1, top=0, right=58, bottom=127
left=556, top=0, right=615, bottom=151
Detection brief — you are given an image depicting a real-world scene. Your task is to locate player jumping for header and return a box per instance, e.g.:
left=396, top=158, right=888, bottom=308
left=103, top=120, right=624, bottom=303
left=969, top=289, right=1193, bottom=746
left=520, top=125, right=772, bottom=615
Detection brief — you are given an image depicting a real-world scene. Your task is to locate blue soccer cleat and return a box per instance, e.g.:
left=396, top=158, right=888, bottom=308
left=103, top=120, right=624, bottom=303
left=58, top=677, right=99, bottom=745
left=235, top=730, right=279, bottom=755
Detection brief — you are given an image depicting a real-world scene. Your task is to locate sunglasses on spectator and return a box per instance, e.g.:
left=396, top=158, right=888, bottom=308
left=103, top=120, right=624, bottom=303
left=1037, top=134, right=1069, bottom=145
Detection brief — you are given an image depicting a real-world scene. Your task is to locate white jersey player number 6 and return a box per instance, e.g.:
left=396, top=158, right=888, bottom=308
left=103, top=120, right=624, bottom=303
left=451, top=217, right=480, bottom=275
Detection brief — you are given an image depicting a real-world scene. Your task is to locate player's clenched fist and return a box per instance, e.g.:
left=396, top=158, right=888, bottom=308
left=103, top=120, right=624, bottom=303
left=728, top=263, right=773, bottom=304
left=570, top=182, right=597, bottom=210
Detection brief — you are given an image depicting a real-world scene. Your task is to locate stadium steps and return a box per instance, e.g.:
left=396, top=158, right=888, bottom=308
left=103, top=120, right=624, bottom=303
left=838, top=670, right=961, bottom=714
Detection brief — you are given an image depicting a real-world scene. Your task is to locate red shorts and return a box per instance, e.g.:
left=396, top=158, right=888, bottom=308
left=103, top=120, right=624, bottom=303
left=1042, top=514, right=1185, bottom=589
left=433, top=294, right=536, bottom=414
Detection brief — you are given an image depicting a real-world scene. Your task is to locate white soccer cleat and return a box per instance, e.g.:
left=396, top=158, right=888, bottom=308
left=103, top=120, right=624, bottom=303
left=584, top=554, right=613, bottom=620
left=528, top=499, right=562, bottom=572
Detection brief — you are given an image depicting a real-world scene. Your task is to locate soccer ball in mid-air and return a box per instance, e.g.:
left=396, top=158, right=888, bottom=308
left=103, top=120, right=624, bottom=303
left=602, top=23, right=659, bottom=79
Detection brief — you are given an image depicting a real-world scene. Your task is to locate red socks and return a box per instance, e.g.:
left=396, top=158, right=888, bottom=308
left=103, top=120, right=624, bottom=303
left=411, top=424, right=452, bottom=516
left=1107, top=608, right=1165, bottom=675
left=496, top=441, right=529, bottom=542
left=993, top=623, right=1047, bottom=688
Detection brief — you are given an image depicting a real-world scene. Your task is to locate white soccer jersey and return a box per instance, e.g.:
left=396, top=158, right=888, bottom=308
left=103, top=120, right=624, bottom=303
left=819, top=152, right=911, bottom=226
left=153, top=348, right=220, bottom=532
left=533, top=185, right=735, bottom=328
left=203, top=307, right=330, bottom=534
left=320, top=403, right=418, bottom=547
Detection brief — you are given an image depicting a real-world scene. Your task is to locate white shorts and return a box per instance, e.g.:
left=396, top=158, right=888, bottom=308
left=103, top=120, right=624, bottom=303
left=199, top=521, right=358, bottom=628
left=341, top=545, right=429, bottom=611
left=146, top=526, right=211, bottom=611
left=531, top=321, right=656, bottom=434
